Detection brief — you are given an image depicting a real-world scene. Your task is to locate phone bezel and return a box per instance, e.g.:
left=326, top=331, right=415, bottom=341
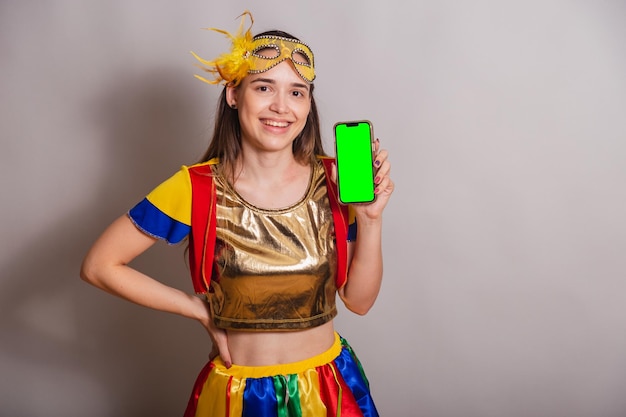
left=333, top=120, right=376, bottom=204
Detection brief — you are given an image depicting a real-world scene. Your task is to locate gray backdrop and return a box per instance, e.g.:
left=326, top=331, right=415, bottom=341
left=2, top=1, right=626, bottom=416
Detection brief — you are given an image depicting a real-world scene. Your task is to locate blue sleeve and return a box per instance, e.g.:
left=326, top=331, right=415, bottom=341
left=127, top=166, right=192, bottom=244
left=128, top=198, right=190, bottom=244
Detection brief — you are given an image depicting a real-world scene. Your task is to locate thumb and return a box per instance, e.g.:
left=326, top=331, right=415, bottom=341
left=204, top=311, right=233, bottom=368
left=212, top=330, right=232, bottom=368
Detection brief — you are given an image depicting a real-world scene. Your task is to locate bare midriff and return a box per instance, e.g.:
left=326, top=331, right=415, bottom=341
left=226, top=321, right=336, bottom=366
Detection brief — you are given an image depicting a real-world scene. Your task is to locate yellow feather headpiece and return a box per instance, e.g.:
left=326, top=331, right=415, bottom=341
left=191, top=11, right=315, bottom=87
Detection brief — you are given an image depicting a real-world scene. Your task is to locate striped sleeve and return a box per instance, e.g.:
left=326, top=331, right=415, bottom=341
left=128, top=166, right=192, bottom=244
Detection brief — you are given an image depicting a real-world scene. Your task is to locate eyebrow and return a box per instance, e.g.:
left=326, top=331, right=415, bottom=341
left=250, top=78, right=310, bottom=90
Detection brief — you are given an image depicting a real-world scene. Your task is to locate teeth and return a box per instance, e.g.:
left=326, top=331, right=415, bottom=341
left=264, top=120, right=289, bottom=127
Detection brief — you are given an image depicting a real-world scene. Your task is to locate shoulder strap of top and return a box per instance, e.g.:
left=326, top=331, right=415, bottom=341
left=188, top=157, right=349, bottom=294
left=188, top=161, right=217, bottom=294
left=319, top=157, right=350, bottom=289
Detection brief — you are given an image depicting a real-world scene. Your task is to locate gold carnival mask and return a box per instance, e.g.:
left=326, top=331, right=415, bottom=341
left=192, top=11, right=315, bottom=86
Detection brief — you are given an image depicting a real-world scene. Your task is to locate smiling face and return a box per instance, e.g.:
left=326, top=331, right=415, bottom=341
left=226, top=56, right=312, bottom=158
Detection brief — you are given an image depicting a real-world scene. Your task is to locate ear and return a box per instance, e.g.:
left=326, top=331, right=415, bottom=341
left=226, top=85, right=238, bottom=109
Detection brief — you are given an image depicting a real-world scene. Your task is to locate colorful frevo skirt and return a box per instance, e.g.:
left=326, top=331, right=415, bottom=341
left=184, top=333, right=379, bottom=416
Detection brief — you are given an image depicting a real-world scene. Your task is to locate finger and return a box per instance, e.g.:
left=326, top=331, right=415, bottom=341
left=374, top=153, right=390, bottom=181
left=374, top=160, right=393, bottom=196
left=213, top=331, right=232, bottom=368
left=373, top=148, right=388, bottom=170
left=375, top=176, right=389, bottom=195
left=208, top=343, right=220, bottom=361
left=204, top=310, right=233, bottom=368
left=377, top=158, right=391, bottom=178
left=376, top=177, right=394, bottom=196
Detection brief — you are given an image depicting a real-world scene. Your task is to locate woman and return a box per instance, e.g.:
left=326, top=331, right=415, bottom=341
left=81, top=11, right=393, bottom=417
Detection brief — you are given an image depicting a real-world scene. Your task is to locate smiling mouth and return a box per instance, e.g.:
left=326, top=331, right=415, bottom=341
left=263, top=120, right=290, bottom=128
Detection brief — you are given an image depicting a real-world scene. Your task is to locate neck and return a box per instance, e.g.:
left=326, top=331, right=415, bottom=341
left=230, top=151, right=313, bottom=209
left=235, top=150, right=305, bottom=184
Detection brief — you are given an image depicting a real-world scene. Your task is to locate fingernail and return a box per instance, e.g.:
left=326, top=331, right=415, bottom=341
left=375, top=160, right=381, bottom=167
left=375, top=176, right=381, bottom=184
left=225, top=361, right=232, bottom=369
left=374, top=187, right=380, bottom=194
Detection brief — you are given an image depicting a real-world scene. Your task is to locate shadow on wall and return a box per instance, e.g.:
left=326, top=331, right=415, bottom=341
left=0, top=69, right=215, bottom=416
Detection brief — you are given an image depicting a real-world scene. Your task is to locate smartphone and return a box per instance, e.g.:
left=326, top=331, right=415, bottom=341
left=333, top=120, right=376, bottom=204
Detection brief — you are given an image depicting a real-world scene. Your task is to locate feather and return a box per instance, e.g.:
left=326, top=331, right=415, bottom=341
left=191, top=11, right=255, bottom=86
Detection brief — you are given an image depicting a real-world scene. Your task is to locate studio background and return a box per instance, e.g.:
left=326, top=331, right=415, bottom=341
left=2, top=1, right=626, bottom=416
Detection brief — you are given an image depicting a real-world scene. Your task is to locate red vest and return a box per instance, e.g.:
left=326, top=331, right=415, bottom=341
left=187, top=157, right=349, bottom=294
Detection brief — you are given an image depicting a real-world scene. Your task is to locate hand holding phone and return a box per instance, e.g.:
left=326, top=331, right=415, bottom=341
left=334, top=120, right=376, bottom=204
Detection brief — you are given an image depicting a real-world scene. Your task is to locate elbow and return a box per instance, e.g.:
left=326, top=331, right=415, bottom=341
left=339, top=288, right=378, bottom=316
left=79, top=257, right=101, bottom=286
left=349, top=305, right=373, bottom=316
left=79, top=260, right=94, bottom=284
left=343, top=300, right=375, bottom=316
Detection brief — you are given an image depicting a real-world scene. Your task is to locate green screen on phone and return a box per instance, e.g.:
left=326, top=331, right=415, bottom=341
left=334, top=121, right=375, bottom=204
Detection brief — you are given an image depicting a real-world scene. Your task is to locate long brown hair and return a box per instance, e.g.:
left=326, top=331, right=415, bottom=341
left=198, top=30, right=325, bottom=181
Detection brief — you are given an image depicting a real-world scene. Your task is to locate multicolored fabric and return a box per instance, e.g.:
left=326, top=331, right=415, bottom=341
left=128, top=165, right=194, bottom=245
left=183, top=334, right=378, bottom=417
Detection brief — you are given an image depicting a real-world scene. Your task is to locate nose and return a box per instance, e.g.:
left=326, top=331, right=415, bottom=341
left=269, top=93, right=289, bottom=114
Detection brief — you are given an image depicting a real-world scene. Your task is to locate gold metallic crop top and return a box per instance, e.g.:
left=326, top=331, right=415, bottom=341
left=207, top=160, right=338, bottom=331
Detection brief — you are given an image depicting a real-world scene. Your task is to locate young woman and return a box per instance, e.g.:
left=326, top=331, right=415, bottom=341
left=81, top=11, right=393, bottom=417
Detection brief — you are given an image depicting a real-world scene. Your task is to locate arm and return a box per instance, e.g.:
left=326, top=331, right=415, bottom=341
left=338, top=144, right=394, bottom=315
left=80, top=214, right=210, bottom=323
left=82, top=214, right=233, bottom=366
